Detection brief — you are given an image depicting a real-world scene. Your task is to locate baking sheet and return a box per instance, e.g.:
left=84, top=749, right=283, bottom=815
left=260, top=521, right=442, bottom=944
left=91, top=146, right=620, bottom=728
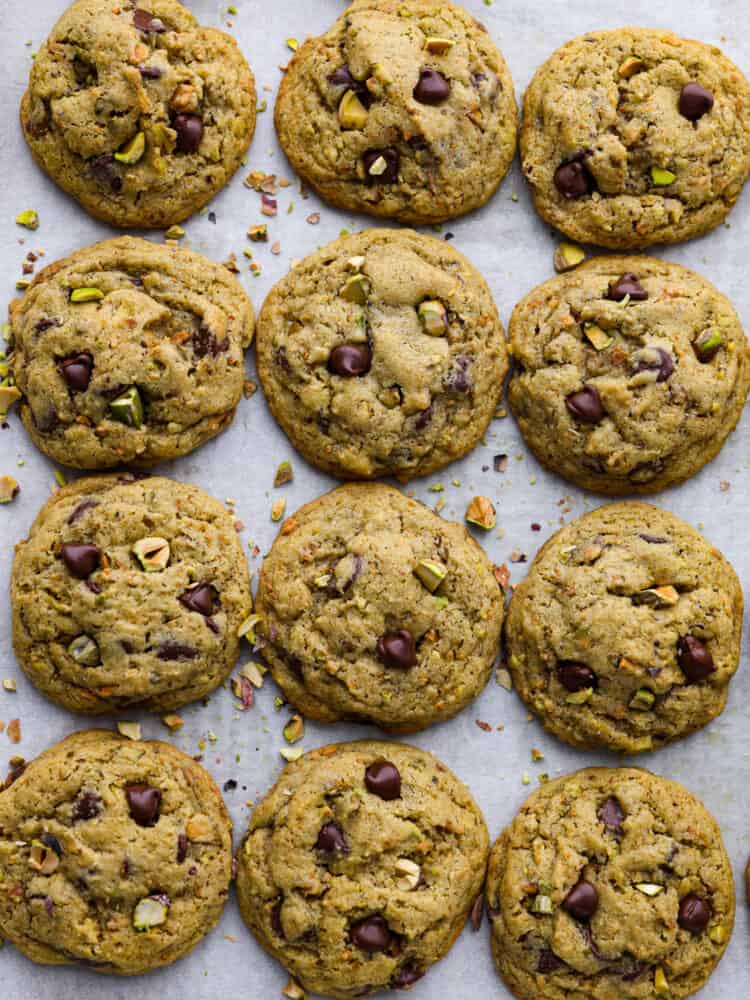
left=1, top=0, right=750, bottom=997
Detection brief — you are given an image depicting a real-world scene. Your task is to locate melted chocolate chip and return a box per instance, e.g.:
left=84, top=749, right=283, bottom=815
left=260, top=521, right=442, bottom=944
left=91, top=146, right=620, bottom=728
left=173, top=114, right=204, bottom=153
left=125, top=784, right=161, bottom=827
left=557, top=662, right=597, bottom=692
left=679, top=82, right=714, bottom=122
left=554, top=151, right=593, bottom=198
left=72, top=790, right=102, bottom=822
left=133, top=9, right=166, bottom=33
left=157, top=642, right=198, bottom=661
left=415, top=406, right=432, bottom=430
left=138, top=65, right=163, bottom=79
left=363, top=147, right=400, bottom=184
left=676, top=636, right=715, bottom=682
left=328, top=65, right=371, bottom=105
left=179, top=583, right=217, bottom=616
left=678, top=893, right=711, bottom=933
left=392, top=964, right=423, bottom=989
left=61, top=542, right=101, bottom=579
left=35, top=318, right=60, bottom=333
left=91, top=153, right=123, bottom=192
left=565, top=386, right=605, bottom=424
left=177, top=832, right=188, bottom=863
left=608, top=273, right=648, bottom=301
left=537, top=949, right=563, bottom=973
left=413, top=68, right=450, bottom=104
left=316, top=821, right=349, bottom=854
left=67, top=499, right=99, bottom=525
left=191, top=325, right=229, bottom=358
left=639, top=533, right=668, bottom=544
left=562, top=880, right=599, bottom=920
left=598, top=796, right=625, bottom=834
left=376, top=630, right=417, bottom=669
left=328, top=344, right=372, bottom=376
left=59, top=352, right=93, bottom=392
left=350, top=915, right=392, bottom=952
left=364, top=760, right=401, bottom=800
left=634, top=347, right=674, bottom=382
left=444, top=355, right=473, bottom=394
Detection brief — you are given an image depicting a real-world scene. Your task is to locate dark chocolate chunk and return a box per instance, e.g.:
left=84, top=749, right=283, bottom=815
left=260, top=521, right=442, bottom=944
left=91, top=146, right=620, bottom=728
left=125, top=784, right=161, bottom=827
left=61, top=542, right=101, bottom=579
left=350, top=914, right=392, bottom=952
left=679, top=82, right=714, bottom=122
left=59, top=352, right=93, bottom=392
left=328, top=343, right=372, bottom=376
left=363, top=147, right=400, bottom=184
left=557, top=662, right=597, bottom=692
left=316, top=821, right=349, bottom=854
left=608, top=273, right=648, bottom=301
left=376, top=630, right=417, bottom=669
left=565, top=385, right=605, bottom=424
left=72, top=790, right=102, bottom=822
left=676, top=635, right=715, bottom=682
left=562, top=880, right=599, bottom=921
left=413, top=68, right=450, bottom=104
left=173, top=114, right=204, bottom=153
left=364, top=760, right=401, bottom=800
left=179, top=583, right=217, bottom=616
left=678, top=893, right=711, bottom=934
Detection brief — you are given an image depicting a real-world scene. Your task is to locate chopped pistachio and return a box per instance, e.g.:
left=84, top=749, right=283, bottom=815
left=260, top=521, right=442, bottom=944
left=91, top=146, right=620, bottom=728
left=237, top=613, right=261, bottom=643
left=566, top=687, right=594, bottom=705
left=629, top=688, right=655, bottom=711
left=164, top=224, right=184, bottom=240
left=338, top=89, right=369, bottom=129
left=70, top=287, right=104, bottom=304
left=282, top=980, right=307, bottom=1000
left=239, top=662, right=266, bottom=688
left=414, top=559, right=448, bottom=592
left=708, top=924, right=728, bottom=945
left=133, top=895, right=169, bottom=931
left=0, top=475, right=20, bottom=503
left=618, top=56, right=645, bottom=78
left=29, top=839, right=59, bottom=875
left=340, top=273, right=369, bottom=304
left=650, top=166, right=676, bottom=186
left=654, top=966, right=670, bottom=997
left=271, top=498, right=286, bottom=521
left=465, top=496, right=496, bottom=531
left=117, top=721, right=142, bottom=741
left=247, top=224, right=268, bottom=242
left=314, top=573, right=332, bottom=589
left=496, top=667, right=513, bottom=691
left=109, top=387, right=144, bottom=427
left=285, top=37, right=298, bottom=51
left=283, top=714, right=304, bottom=744
left=418, top=300, right=448, bottom=336
left=274, top=460, right=294, bottom=487
left=185, top=813, right=213, bottom=841
left=132, top=536, right=170, bottom=572
left=554, top=242, right=586, bottom=272
left=367, top=155, right=389, bottom=177
left=67, top=635, right=100, bottom=666
left=635, top=883, right=664, bottom=897
left=0, top=386, right=22, bottom=417
left=347, top=255, right=366, bottom=272
left=54, top=470, right=67, bottom=488
left=161, top=713, right=184, bottom=731
left=394, top=857, right=421, bottom=891
left=530, top=894, right=554, bottom=915
left=15, top=209, right=39, bottom=230
left=2, top=678, right=16, bottom=692
left=583, top=322, right=613, bottom=351
left=693, top=329, right=722, bottom=361
left=631, top=585, right=679, bottom=608
left=280, top=747, right=304, bottom=762
left=424, top=37, right=454, bottom=54
left=114, top=131, right=146, bottom=164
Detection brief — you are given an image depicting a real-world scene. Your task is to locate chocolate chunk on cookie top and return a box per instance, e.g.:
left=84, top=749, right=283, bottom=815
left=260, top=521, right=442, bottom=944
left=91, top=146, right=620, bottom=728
left=21, top=0, right=256, bottom=227
left=0, top=730, right=233, bottom=974
left=11, top=475, right=252, bottom=715
left=508, top=256, right=750, bottom=495
left=256, top=228, right=507, bottom=480
left=10, top=237, right=254, bottom=470
left=521, top=28, right=750, bottom=248
left=505, top=503, right=742, bottom=753
left=487, top=768, right=735, bottom=1000
left=274, top=0, right=517, bottom=223
left=236, top=741, right=488, bottom=999
left=255, top=483, right=504, bottom=733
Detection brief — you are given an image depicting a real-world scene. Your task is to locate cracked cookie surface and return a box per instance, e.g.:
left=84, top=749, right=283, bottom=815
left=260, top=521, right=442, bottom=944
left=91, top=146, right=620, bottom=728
left=0, top=729, right=232, bottom=975
left=256, top=228, right=507, bottom=480
left=11, top=474, right=252, bottom=714
left=256, top=483, right=504, bottom=732
left=487, top=767, right=734, bottom=1000
left=507, top=256, right=750, bottom=495
left=236, top=740, right=488, bottom=999
left=521, top=28, right=750, bottom=248
left=505, top=503, right=742, bottom=753
left=9, top=237, right=254, bottom=470
left=21, top=0, right=256, bottom=227
left=275, top=0, right=517, bottom=224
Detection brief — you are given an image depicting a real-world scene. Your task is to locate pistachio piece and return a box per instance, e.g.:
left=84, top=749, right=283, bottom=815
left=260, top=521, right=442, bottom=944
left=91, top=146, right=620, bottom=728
left=530, top=894, right=554, bottom=915
left=395, top=857, right=421, bottom=891
left=283, top=714, right=305, bottom=744
left=185, top=813, right=213, bottom=842
left=708, top=924, right=728, bottom=945
left=109, top=387, right=144, bottom=427
left=693, top=329, right=722, bottom=362
left=67, top=635, right=100, bottom=666
left=237, top=613, right=261, bottom=643
left=0, top=475, right=20, bottom=503
left=338, top=89, right=369, bottom=129
left=132, top=536, right=170, bottom=572
left=16, top=209, right=39, bottom=230
left=239, top=662, right=266, bottom=688
left=340, top=273, right=369, bottom=304
left=650, top=166, right=676, bottom=186
left=248, top=224, right=268, bottom=242
left=565, top=687, right=594, bottom=705
left=2, top=678, right=16, bottom=692
left=70, top=287, right=104, bottom=304
left=282, top=979, right=307, bottom=1000
left=583, top=322, right=613, bottom=351
left=554, top=242, right=586, bottom=272
left=314, top=574, right=332, bottom=589
left=164, top=224, right=184, bottom=240
left=29, top=839, right=60, bottom=875
left=465, top=496, right=496, bottom=531
left=133, top=895, right=169, bottom=931
left=618, top=56, right=645, bottom=78
left=636, top=883, right=664, bottom=896
left=271, top=498, right=286, bottom=521
left=654, top=966, right=670, bottom=997
left=274, top=460, right=294, bottom=487
left=347, top=255, right=366, bottom=272
left=114, top=132, right=146, bottom=165
left=367, top=154, right=389, bottom=177
left=418, top=300, right=448, bottom=336
left=632, top=585, right=679, bottom=607
left=629, top=688, right=655, bottom=711
left=425, top=37, right=454, bottom=54
left=0, top=386, right=22, bottom=417
left=414, top=559, right=448, bottom=593
left=117, top=721, right=142, bottom=740
left=280, top=747, right=304, bottom=762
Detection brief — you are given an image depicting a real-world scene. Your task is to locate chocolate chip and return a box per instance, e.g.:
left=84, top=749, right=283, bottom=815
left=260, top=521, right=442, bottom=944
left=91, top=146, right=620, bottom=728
left=598, top=797, right=625, bottom=834
left=608, top=273, right=648, bottom=301
left=557, top=662, right=597, bottom=692
left=413, top=68, right=450, bottom=104
left=679, top=82, right=714, bottom=122
left=350, top=915, right=392, bottom=952
left=59, top=352, right=93, bottom=392
left=554, top=151, right=593, bottom=199
left=133, top=9, right=166, bottom=33
left=363, top=147, right=400, bottom=184
left=328, top=344, right=372, bottom=376
left=177, top=832, right=188, bottom=863
left=125, top=784, right=161, bottom=827
left=392, top=964, right=423, bottom=989
left=61, top=543, right=101, bottom=579
left=470, top=893, right=484, bottom=931
left=41, top=833, right=62, bottom=856
left=364, top=760, right=401, bottom=800
left=67, top=499, right=99, bottom=525
left=562, top=880, right=599, bottom=921
left=173, top=114, right=204, bottom=153
left=157, top=642, right=198, bottom=661
left=138, top=65, right=163, bottom=79
left=316, top=821, right=349, bottom=854
left=328, top=65, right=371, bottom=105
left=444, top=354, right=473, bottom=394
left=639, top=533, right=668, bottom=544
left=537, top=949, right=563, bottom=973
left=634, top=347, right=674, bottom=382
left=565, top=386, right=604, bottom=424
left=678, top=893, right=711, bottom=934
left=191, top=325, right=229, bottom=358
left=179, top=583, right=217, bottom=616
left=72, top=790, right=102, bottom=822
left=376, top=630, right=417, bottom=669
left=35, top=318, right=60, bottom=333
left=91, top=153, right=122, bottom=193
left=676, top=635, right=715, bottom=682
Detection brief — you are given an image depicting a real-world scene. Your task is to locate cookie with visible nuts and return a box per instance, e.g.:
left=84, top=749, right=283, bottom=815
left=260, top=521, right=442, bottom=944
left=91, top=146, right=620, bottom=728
left=505, top=502, right=742, bottom=753
left=11, top=474, right=252, bottom=714
left=21, top=0, right=256, bottom=227
left=236, top=740, right=488, bottom=999
left=274, top=0, right=517, bottom=224
left=0, top=729, right=232, bottom=974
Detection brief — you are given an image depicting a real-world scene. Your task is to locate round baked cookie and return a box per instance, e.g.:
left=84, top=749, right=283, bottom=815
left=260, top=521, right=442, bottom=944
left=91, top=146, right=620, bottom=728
left=508, top=256, right=750, bottom=495
left=0, top=729, right=232, bottom=974
left=236, top=740, right=488, bottom=999
left=274, top=0, right=517, bottom=224
left=505, top=502, right=742, bottom=753
left=21, top=0, right=256, bottom=228
left=256, top=228, right=507, bottom=480
left=487, top=767, right=734, bottom=1000
left=11, top=474, right=253, bottom=714
left=9, top=237, right=254, bottom=470
left=521, top=28, right=750, bottom=249
left=256, top=483, right=504, bottom=733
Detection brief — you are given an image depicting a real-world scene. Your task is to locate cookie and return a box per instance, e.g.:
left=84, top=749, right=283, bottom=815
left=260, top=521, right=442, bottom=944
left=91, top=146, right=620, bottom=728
left=256, top=483, right=503, bottom=732
left=505, top=502, right=742, bottom=753
left=521, top=28, right=750, bottom=248
left=274, top=0, right=517, bottom=224
left=21, top=0, right=256, bottom=228
left=236, top=740, right=488, bottom=999
left=9, top=237, right=254, bottom=470
left=11, top=474, right=253, bottom=714
left=256, top=228, right=507, bottom=480
left=508, top=256, right=750, bottom=494
left=0, top=729, right=232, bottom=974
left=487, top=767, right=734, bottom=1000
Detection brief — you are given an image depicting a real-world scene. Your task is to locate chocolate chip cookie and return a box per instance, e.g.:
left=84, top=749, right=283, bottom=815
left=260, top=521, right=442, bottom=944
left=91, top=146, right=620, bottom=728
left=521, top=28, right=750, bottom=248
left=11, top=474, right=252, bottom=714
left=275, top=0, right=517, bottom=224
left=21, top=0, right=256, bottom=228
left=505, top=502, right=742, bottom=753
left=256, top=483, right=504, bottom=732
left=487, top=767, right=734, bottom=1000
left=508, top=256, right=750, bottom=494
left=9, top=237, right=254, bottom=470
left=236, top=740, right=488, bottom=999
left=0, top=729, right=232, bottom=974
left=256, top=228, right=507, bottom=480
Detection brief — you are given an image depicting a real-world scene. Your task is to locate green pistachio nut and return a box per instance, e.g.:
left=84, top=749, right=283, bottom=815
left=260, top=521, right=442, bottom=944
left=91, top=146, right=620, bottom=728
left=629, top=687, right=655, bottom=711
left=70, top=287, right=104, bottom=304
left=109, top=387, right=144, bottom=428
left=340, top=273, right=370, bottom=305
left=414, top=559, right=448, bottom=592
left=114, top=131, right=146, bottom=165
left=133, top=896, right=169, bottom=931
left=650, top=166, right=676, bottom=186
left=68, top=635, right=100, bottom=666
left=132, top=536, right=170, bottom=572
left=418, top=300, right=448, bottom=336
left=338, top=90, right=369, bottom=129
